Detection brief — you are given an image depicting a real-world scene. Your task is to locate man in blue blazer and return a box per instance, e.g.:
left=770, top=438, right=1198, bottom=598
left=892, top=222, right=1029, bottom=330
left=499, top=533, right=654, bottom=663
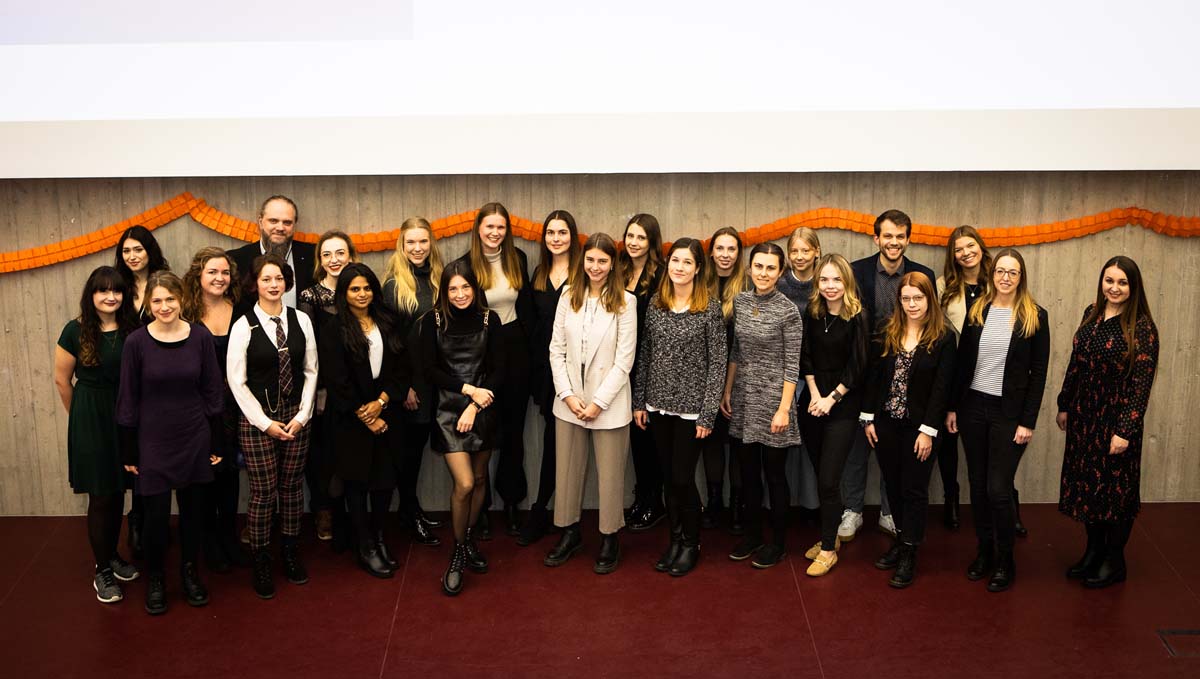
left=839, top=209, right=935, bottom=542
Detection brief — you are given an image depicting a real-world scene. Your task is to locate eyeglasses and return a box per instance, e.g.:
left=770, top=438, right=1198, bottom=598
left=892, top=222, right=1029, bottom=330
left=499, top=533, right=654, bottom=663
left=994, top=268, right=1021, bottom=280
left=900, top=295, right=926, bottom=304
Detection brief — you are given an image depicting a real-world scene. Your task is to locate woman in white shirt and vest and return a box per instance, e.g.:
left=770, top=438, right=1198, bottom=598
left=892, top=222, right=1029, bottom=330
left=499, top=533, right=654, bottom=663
left=542, top=233, right=638, bottom=574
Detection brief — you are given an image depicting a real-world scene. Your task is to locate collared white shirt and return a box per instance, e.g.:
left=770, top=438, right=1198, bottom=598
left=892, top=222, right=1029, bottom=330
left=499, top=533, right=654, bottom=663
left=227, top=302, right=319, bottom=432
left=259, top=241, right=298, bottom=309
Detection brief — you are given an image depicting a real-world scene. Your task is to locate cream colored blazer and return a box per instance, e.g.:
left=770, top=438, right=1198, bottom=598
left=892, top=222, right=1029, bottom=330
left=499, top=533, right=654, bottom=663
left=548, top=288, right=638, bottom=430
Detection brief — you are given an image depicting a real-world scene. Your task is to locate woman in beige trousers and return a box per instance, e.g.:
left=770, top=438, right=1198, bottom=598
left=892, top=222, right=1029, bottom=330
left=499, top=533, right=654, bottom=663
left=543, top=233, right=638, bottom=574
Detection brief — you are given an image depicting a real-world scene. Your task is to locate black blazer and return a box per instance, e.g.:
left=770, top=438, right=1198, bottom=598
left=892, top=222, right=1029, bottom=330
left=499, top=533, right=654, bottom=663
left=850, top=254, right=936, bottom=330
left=950, top=304, right=1050, bottom=429
left=317, top=321, right=411, bottom=477
left=453, top=248, right=535, bottom=337
left=862, top=329, right=957, bottom=435
left=228, top=240, right=316, bottom=313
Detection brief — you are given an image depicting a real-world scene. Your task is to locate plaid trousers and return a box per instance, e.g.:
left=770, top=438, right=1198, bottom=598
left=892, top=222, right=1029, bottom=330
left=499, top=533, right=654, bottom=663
left=240, top=401, right=310, bottom=550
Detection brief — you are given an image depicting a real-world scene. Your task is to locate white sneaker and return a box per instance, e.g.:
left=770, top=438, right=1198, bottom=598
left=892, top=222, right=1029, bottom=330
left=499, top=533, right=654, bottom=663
left=878, top=513, right=897, bottom=537
left=837, top=510, right=863, bottom=541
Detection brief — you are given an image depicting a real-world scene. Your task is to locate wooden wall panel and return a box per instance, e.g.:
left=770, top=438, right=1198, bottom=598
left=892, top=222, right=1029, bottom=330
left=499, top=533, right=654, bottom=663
left=1, top=171, right=1197, bottom=515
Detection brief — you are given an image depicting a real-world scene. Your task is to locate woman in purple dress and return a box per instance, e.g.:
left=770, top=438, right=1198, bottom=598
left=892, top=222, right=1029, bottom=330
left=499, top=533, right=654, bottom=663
left=117, top=271, right=225, bottom=615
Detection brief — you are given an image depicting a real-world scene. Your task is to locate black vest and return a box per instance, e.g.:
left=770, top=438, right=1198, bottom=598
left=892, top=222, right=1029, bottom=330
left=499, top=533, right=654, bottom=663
left=243, top=307, right=306, bottom=410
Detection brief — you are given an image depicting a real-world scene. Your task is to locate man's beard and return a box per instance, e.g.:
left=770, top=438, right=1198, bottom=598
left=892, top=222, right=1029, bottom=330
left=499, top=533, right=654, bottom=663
left=265, top=239, right=292, bottom=258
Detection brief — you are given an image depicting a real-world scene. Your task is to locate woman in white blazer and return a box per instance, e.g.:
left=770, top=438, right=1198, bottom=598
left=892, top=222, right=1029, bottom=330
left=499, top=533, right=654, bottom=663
left=543, top=233, right=638, bottom=574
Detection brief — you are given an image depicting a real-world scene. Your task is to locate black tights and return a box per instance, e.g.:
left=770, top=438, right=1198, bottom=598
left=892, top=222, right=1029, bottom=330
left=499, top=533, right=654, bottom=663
left=86, top=492, right=124, bottom=569
left=396, top=422, right=432, bottom=517
left=649, top=413, right=704, bottom=544
left=142, top=486, right=203, bottom=576
left=734, top=439, right=790, bottom=546
left=345, top=482, right=394, bottom=549
left=701, top=414, right=740, bottom=493
left=205, top=465, right=240, bottom=545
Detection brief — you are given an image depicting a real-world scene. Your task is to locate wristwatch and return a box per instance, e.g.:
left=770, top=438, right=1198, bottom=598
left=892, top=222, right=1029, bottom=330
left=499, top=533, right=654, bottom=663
left=830, top=391, right=844, bottom=403
left=377, top=398, right=388, bottom=410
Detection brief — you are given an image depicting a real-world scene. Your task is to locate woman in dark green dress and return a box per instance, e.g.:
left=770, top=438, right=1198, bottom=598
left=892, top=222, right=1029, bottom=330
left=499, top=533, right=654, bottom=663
left=53, top=266, right=141, bottom=604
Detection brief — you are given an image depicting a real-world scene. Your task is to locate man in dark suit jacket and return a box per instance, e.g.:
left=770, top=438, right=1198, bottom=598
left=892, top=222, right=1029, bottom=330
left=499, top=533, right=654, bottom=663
left=840, top=208, right=937, bottom=542
left=228, top=195, right=316, bottom=313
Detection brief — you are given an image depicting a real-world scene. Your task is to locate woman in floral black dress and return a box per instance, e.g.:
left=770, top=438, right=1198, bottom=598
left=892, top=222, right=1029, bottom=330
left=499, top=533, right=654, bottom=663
left=1057, top=256, right=1159, bottom=589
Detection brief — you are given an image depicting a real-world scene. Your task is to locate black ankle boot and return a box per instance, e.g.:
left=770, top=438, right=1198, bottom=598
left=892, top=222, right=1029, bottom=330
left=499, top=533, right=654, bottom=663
left=517, top=505, right=550, bottom=547
left=474, top=511, right=492, bottom=541
left=505, top=505, right=521, bottom=537
left=204, top=532, right=231, bottom=574
left=464, top=527, right=489, bottom=573
left=410, top=514, right=441, bottom=546
left=875, top=540, right=902, bottom=570
left=252, top=548, right=274, bottom=599
left=669, top=538, right=700, bottom=577
left=1012, top=488, right=1028, bottom=537
left=442, top=543, right=467, bottom=596
left=357, top=544, right=394, bottom=579
left=544, top=523, right=583, bottom=567
left=376, top=531, right=398, bottom=569
left=1067, top=522, right=1107, bottom=579
left=889, top=544, right=917, bottom=588
left=415, top=505, right=443, bottom=529
left=624, top=491, right=645, bottom=522
left=987, top=551, right=1015, bottom=592
left=701, top=483, right=723, bottom=529
left=144, top=573, right=167, bottom=615
left=655, top=524, right=684, bottom=572
left=280, top=542, right=308, bottom=585
left=967, top=545, right=994, bottom=581
left=181, top=562, right=209, bottom=606
left=629, top=497, right=665, bottom=532
left=1085, top=520, right=1130, bottom=588
left=594, top=532, right=620, bottom=575
left=943, top=496, right=960, bottom=531
left=728, top=489, right=744, bottom=536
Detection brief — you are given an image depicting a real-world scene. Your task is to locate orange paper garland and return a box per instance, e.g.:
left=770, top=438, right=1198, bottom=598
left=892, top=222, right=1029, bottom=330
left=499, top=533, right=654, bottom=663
left=1, top=192, right=1196, bottom=274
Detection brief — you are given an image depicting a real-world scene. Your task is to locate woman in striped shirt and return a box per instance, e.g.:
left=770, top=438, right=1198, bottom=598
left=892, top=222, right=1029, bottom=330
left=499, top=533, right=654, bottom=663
left=946, top=248, right=1050, bottom=593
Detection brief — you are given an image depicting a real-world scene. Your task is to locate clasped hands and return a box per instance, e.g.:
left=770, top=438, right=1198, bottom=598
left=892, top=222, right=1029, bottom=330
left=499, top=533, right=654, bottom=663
left=564, top=395, right=602, bottom=423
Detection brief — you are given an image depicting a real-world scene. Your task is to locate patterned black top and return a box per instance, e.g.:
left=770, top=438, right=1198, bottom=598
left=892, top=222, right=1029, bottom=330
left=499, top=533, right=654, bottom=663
left=633, top=297, right=727, bottom=429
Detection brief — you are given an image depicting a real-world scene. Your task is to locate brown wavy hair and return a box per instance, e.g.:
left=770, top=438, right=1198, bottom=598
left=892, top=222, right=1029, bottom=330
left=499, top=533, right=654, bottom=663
left=653, top=238, right=711, bottom=313
left=533, top=210, right=581, bottom=292
left=1080, top=256, right=1154, bottom=374
left=182, top=247, right=239, bottom=323
left=939, top=225, right=992, bottom=308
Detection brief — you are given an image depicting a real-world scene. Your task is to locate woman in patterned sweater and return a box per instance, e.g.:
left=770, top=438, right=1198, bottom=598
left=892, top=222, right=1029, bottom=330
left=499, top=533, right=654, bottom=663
left=721, top=243, right=802, bottom=569
left=633, top=238, right=727, bottom=577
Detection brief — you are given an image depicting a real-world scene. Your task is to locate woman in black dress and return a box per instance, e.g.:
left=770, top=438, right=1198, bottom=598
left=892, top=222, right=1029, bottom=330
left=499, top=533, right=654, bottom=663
left=53, top=266, right=141, bottom=604
left=798, top=254, right=870, bottom=578
left=113, top=225, right=170, bottom=555
left=620, top=214, right=666, bottom=531
left=946, top=248, right=1049, bottom=593
left=861, top=272, right=956, bottom=588
left=117, top=271, right=225, bottom=614
left=519, top=209, right=581, bottom=545
left=382, top=217, right=446, bottom=546
left=703, top=226, right=747, bottom=532
left=456, top=202, right=533, bottom=537
left=1057, top=256, right=1159, bottom=588
left=418, top=260, right=502, bottom=595
left=320, top=263, right=410, bottom=578
left=299, top=230, right=360, bottom=544
left=182, top=247, right=248, bottom=573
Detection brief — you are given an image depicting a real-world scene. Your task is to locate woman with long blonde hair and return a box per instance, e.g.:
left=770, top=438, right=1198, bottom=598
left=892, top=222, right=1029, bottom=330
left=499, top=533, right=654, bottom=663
left=861, top=272, right=956, bottom=588
left=382, top=217, right=446, bottom=545
left=946, top=248, right=1049, bottom=593
left=456, top=202, right=534, bottom=537
left=778, top=227, right=821, bottom=311
left=701, top=226, right=747, bottom=533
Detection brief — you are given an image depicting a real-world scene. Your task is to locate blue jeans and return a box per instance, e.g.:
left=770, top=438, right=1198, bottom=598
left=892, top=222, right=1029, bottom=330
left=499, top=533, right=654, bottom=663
left=839, top=426, right=892, bottom=516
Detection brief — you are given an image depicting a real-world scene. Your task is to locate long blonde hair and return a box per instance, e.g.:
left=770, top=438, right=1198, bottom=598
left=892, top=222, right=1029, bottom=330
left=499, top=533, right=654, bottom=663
left=967, top=247, right=1041, bottom=338
left=567, top=233, right=628, bottom=313
left=787, top=227, right=822, bottom=277
left=707, top=226, right=746, bottom=319
left=468, top=202, right=524, bottom=291
left=384, top=217, right=445, bottom=313
left=880, top=272, right=947, bottom=355
left=808, top=254, right=863, bottom=320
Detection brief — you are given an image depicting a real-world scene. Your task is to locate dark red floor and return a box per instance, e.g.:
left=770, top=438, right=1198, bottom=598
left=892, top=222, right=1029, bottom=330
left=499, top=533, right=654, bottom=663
left=1, top=504, right=1198, bottom=678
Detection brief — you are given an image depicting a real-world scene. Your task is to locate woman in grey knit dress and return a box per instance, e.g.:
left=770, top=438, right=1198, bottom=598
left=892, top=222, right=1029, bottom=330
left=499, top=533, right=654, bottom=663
left=721, top=243, right=802, bottom=568
left=633, top=238, right=728, bottom=577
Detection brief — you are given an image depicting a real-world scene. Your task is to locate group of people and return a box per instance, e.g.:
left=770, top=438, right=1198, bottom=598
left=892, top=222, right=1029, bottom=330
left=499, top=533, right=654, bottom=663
left=52, top=196, right=1160, bottom=613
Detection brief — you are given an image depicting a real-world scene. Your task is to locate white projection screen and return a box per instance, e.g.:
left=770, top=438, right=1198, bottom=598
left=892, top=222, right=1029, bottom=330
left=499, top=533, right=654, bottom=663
left=1, top=0, right=1198, bottom=177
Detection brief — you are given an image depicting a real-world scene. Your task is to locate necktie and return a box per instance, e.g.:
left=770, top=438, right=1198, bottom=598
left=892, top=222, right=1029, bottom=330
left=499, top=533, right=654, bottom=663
left=271, top=316, right=294, bottom=398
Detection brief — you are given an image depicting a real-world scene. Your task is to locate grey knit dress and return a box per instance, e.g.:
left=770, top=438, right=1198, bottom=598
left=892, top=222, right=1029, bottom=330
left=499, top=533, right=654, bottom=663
left=728, top=289, right=802, bottom=447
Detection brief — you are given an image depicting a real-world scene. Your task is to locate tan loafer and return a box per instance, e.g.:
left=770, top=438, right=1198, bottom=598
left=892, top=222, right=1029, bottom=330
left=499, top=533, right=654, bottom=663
left=315, top=509, right=333, bottom=541
left=804, top=537, right=841, bottom=560
left=806, top=551, right=838, bottom=577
